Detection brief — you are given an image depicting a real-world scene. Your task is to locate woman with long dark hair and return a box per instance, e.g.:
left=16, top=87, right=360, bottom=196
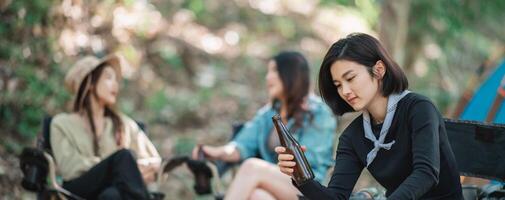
left=276, top=33, right=463, bottom=199
left=51, top=54, right=161, bottom=199
left=193, top=51, right=337, bottom=200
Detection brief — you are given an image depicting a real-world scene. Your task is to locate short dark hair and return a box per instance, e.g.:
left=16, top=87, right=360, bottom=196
left=318, top=33, right=408, bottom=115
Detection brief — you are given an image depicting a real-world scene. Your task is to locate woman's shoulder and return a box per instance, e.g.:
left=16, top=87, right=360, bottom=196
left=396, top=92, right=444, bottom=132
left=116, top=113, right=143, bottom=131
left=117, top=112, right=135, bottom=123
left=307, top=95, right=334, bottom=116
left=331, top=114, right=363, bottom=149
left=340, top=114, right=363, bottom=138
left=253, top=103, right=276, bottom=119
left=401, top=92, right=434, bottom=105
left=52, top=112, right=80, bottom=126
left=307, top=94, right=325, bottom=107
left=400, top=92, right=439, bottom=113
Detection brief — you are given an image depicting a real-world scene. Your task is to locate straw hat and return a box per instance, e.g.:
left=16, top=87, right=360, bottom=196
left=64, top=54, right=125, bottom=94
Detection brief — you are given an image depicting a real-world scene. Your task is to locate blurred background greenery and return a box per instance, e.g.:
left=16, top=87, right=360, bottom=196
left=1, top=0, right=504, bottom=199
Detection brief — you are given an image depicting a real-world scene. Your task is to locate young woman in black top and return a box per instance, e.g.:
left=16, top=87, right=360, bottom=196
left=275, top=33, right=463, bottom=199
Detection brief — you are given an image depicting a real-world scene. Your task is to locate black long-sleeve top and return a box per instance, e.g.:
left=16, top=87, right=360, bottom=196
left=295, top=93, right=463, bottom=199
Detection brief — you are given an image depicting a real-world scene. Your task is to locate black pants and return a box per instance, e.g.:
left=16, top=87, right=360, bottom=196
left=63, top=149, right=149, bottom=200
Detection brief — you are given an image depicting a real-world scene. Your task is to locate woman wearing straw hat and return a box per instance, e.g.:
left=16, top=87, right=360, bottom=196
left=50, top=54, right=161, bottom=200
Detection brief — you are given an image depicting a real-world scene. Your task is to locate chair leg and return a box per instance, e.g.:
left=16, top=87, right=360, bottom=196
left=42, top=153, right=85, bottom=200
left=37, top=189, right=66, bottom=200
left=205, top=161, right=224, bottom=196
left=157, top=158, right=225, bottom=197
left=156, top=160, right=169, bottom=187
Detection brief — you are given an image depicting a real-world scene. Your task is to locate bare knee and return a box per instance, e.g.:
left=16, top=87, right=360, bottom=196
left=249, top=188, right=275, bottom=200
left=239, top=158, right=268, bottom=174
left=233, top=158, right=269, bottom=184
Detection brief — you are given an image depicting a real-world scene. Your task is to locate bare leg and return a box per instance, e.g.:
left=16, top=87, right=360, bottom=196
left=249, top=188, right=276, bottom=200
left=225, top=158, right=299, bottom=200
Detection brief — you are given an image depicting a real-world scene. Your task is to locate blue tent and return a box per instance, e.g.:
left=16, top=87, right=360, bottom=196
left=460, top=59, right=505, bottom=123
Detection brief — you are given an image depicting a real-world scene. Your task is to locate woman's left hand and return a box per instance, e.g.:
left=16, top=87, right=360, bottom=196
left=138, top=159, right=161, bottom=183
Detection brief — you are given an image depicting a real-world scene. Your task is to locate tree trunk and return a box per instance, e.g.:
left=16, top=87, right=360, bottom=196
left=378, top=0, right=411, bottom=68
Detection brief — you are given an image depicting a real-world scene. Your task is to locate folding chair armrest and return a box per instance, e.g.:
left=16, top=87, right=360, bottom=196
left=156, top=158, right=224, bottom=197
left=204, top=161, right=224, bottom=195
left=43, top=152, right=85, bottom=200
left=156, top=159, right=169, bottom=186
left=42, top=152, right=62, bottom=191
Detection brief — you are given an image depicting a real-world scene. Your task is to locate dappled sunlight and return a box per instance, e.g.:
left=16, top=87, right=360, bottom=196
left=1, top=0, right=505, bottom=199
left=248, top=0, right=282, bottom=15
left=285, top=0, right=318, bottom=16
left=113, top=2, right=163, bottom=40
left=312, top=7, right=373, bottom=43
left=224, top=30, right=240, bottom=46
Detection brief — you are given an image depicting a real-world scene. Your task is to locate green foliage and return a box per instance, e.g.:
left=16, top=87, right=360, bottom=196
left=10, top=0, right=50, bottom=26
left=0, top=0, right=503, bottom=160
left=186, top=0, right=205, bottom=16
left=354, top=0, right=379, bottom=26
left=0, top=0, right=69, bottom=152
left=409, top=0, right=505, bottom=48
left=405, top=0, right=505, bottom=111
left=159, top=46, right=184, bottom=71
left=146, top=89, right=169, bottom=114
left=274, top=17, right=296, bottom=39
left=173, top=136, right=196, bottom=156
left=320, top=0, right=355, bottom=6
left=1, top=0, right=504, bottom=198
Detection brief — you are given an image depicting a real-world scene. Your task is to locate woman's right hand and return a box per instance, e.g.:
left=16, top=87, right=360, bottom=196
left=191, top=145, right=220, bottom=160
left=275, top=146, right=306, bottom=177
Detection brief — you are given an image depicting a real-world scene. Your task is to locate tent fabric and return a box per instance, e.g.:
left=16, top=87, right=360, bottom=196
left=460, top=59, right=505, bottom=123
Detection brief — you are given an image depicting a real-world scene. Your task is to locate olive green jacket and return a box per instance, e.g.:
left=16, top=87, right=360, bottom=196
left=50, top=113, right=160, bottom=180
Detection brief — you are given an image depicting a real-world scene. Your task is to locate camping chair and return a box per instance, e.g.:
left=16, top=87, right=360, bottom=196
left=160, top=148, right=226, bottom=200
left=19, top=115, right=165, bottom=200
left=170, top=117, right=504, bottom=200
left=445, top=118, right=505, bottom=199
left=156, top=122, right=245, bottom=200
left=317, top=118, right=505, bottom=200
left=213, top=122, right=245, bottom=176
